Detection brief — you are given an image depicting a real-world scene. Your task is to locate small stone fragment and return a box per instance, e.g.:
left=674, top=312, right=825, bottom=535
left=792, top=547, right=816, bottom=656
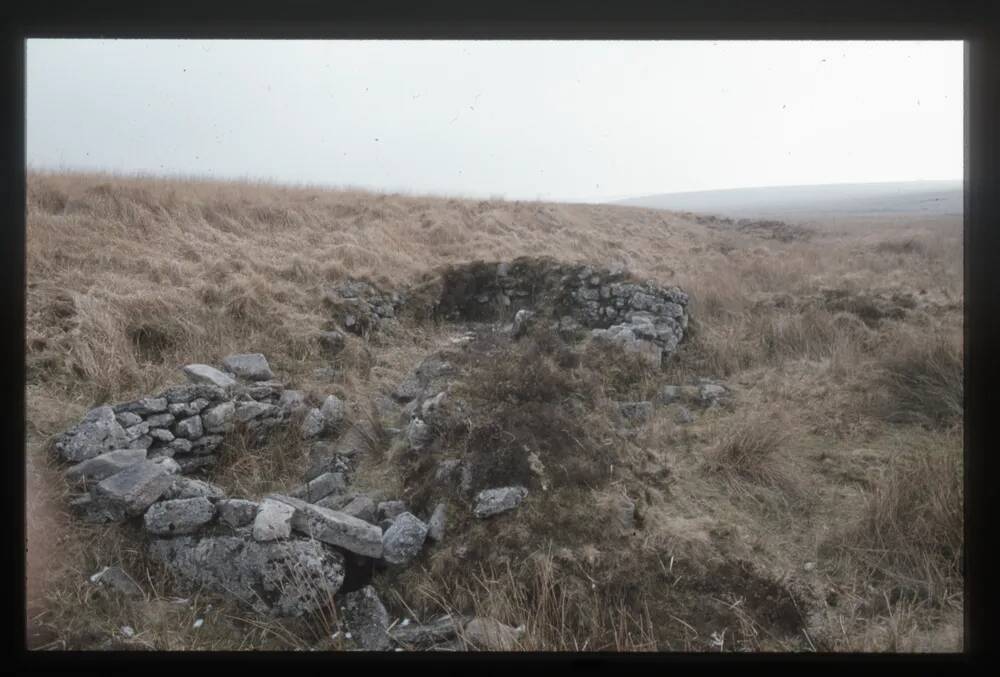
left=427, top=503, right=447, bottom=542
left=473, top=486, right=528, bottom=519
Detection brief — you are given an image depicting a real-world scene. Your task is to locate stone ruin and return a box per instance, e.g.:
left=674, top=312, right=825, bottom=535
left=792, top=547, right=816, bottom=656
left=49, top=257, right=698, bottom=650
left=427, top=257, right=689, bottom=366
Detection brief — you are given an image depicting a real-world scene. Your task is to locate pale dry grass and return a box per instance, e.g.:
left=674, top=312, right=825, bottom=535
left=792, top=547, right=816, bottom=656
left=25, top=170, right=964, bottom=652
left=816, top=429, right=963, bottom=652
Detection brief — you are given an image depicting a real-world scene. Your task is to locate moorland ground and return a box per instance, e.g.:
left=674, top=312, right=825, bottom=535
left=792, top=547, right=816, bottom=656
left=24, top=171, right=963, bottom=651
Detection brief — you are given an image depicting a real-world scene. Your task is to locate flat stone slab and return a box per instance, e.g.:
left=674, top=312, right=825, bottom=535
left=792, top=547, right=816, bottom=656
left=271, top=494, right=383, bottom=558
left=161, top=384, right=227, bottom=404
left=65, top=448, right=147, bottom=484
left=113, top=397, right=168, bottom=416
left=222, top=353, right=274, bottom=381
left=143, top=497, right=216, bottom=535
left=182, top=364, right=237, bottom=389
left=94, top=460, right=175, bottom=517
left=473, top=486, right=528, bottom=519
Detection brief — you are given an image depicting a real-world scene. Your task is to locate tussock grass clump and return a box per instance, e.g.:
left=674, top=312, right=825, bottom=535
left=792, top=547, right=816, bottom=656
left=703, top=407, right=801, bottom=501
left=817, top=431, right=963, bottom=651
left=879, top=329, right=963, bottom=429
left=822, top=431, right=963, bottom=601
left=397, top=553, right=659, bottom=651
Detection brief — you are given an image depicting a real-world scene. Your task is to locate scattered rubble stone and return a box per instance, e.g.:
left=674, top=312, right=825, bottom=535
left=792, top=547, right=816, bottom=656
left=318, top=330, right=347, bottom=356
left=381, top=512, right=428, bottom=565
left=427, top=503, right=448, bottom=542
left=338, top=585, right=392, bottom=651
left=617, top=401, right=654, bottom=423
left=473, top=486, right=528, bottom=519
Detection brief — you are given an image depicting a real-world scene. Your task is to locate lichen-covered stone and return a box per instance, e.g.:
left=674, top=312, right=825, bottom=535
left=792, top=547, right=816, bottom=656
left=174, top=415, right=204, bottom=440
left=271, top=494, right=383, bottom=558
left=381, top=512, right=428, bottom=565
left=55, top=406, right=130, bottom=463
left=253, top=498, right=296, bottom=542
left=338, top=585, right=391, bottom=650
left=93, top=460, right=175, bottom=517
left=113, top=397, right=168, bottom=416
left=162, top=476, right=225, bottom=501
left=182, top=364, right=237, bottom=389
left=147, top=535, right=345, bottom=617
left=143, top=497, right=215, bottom=535
left=222, top=353, right=274, bottom=381
left=65, top=448, right=147, bottom=484
left=473, top=486, right=528, bottom=519
left=217, top=499, right=259, bottom=528
left=201, top=400, right=235, bottom=433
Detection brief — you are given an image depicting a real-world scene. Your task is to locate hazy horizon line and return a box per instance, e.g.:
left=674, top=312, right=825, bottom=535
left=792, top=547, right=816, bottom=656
left=26, top=163, right=962, bottom=205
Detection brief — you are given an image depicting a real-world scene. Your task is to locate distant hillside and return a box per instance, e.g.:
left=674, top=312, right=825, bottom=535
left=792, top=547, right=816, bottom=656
left=613, top=180, right=963, bottom=220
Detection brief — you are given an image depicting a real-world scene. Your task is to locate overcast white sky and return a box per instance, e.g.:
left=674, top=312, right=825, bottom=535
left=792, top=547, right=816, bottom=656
left=26, top=39, right=963, bottom=202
